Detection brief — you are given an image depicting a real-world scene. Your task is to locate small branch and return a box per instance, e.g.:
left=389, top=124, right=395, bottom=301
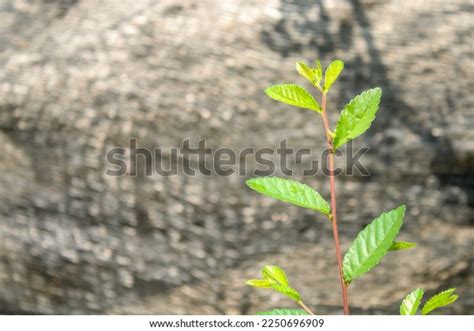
left=320, top=93, right=350, bottom=315
left=298, top=300, right=315, bottom=315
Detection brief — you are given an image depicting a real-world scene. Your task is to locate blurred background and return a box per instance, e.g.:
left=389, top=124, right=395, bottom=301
left=0, top=0, right=473, bottom=314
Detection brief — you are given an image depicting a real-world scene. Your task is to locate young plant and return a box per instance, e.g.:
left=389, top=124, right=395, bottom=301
left=244, top=60, right=459, bottom=315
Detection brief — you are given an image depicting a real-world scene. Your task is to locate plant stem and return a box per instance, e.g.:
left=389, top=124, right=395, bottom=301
left=320, top=93, right=350, bottom=315
left=298, top=300, right=315, bottom=315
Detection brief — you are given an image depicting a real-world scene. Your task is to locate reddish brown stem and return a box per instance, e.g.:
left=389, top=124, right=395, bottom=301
left=320, top=93, right=350, bottom=315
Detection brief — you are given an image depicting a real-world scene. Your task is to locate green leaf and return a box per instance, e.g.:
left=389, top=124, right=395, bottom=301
left=262, top=265, right=289, bottom=286
left=246, top=177, right=330, bottom=215
left=314, top=60, right=323, bottom=85
left=246, top=279, right=271, bottom=289
left=269, top=283, right=301, bottom=302
left=323, top=59, right=344, bottom=92
left=265, top=84, right=321, bottom=112
left=421, top=288, right=458, bottom=315
left=296, top=61, right=322, bottom=88
left=246, top=265, right=301, bottom=302
left=255, top=309, right=309, bottom=315
left=333, top=88, right=382, bottom=149
left=343, top=205, right=406, bottom=284
left=261, top=265, right=301, bottom=301
left=390, top=241, right=416, bottom=251
left=246, top=265, right=302, bottom=302
left=296, top=61, right=316, bottom=84
left=400, top=288, right=424, bottom=315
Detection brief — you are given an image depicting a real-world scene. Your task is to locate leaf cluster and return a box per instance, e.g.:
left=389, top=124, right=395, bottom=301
left=400, top=288, right=458, bottom=315
left=246, top=265, right=302, bottom=303
left=265, top=60, right=381, bottom=150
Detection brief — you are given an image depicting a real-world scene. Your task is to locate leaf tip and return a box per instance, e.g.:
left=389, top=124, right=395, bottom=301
left=398, top=204, right=407, bottom=214
left=295, top=60, right=306, bottom=68
left=334, top=59, right=345, bottom=67
left=263, top=85, right=273, bottom=97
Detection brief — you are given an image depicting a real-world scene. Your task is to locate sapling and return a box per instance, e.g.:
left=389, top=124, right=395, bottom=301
left=244, top=60, right=458, bottom=315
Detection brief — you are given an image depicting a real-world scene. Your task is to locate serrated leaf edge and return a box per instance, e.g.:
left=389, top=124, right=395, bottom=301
left=246, top=177, right=330, bottom=215
left=400, top=288, right=424, bottom=315
left=421, top=288, right=458, bottom=315
left=265, top=84, right=321, bottom=113
left=333, top=87, right=382, bottom=149
left=343, top=205, right=406, bottom=283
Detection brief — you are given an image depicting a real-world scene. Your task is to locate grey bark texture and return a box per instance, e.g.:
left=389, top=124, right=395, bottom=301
left=0, top=0, right=473, bottom=314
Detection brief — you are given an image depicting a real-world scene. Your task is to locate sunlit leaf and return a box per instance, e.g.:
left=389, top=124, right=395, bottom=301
left=245, top=279, right=271, bottom=289
left=296, top=61, right=316, bottom=84
left=323, top=59, right=344, bottom=92
left=265, top=84, right=321, bottom=112
left=343, top=205, right=406, bottom=284
left=390, top=241, right=416, bottom=251
left=400, top=288, right=424, bottom=315
left=421, top=288, right=458, bottom=315
left=296, top=60, right=322, bottom=88
left=246, top=177, right=330, bottom=215
left=333, top=88, right=382, bottom=149
left=270, top=283, right=301, bottom=302
left=314, top=60, right=323, bottom=85
left=246, top=265, right=302, bottom=302
left=262, top=265, right=289, bottom=286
